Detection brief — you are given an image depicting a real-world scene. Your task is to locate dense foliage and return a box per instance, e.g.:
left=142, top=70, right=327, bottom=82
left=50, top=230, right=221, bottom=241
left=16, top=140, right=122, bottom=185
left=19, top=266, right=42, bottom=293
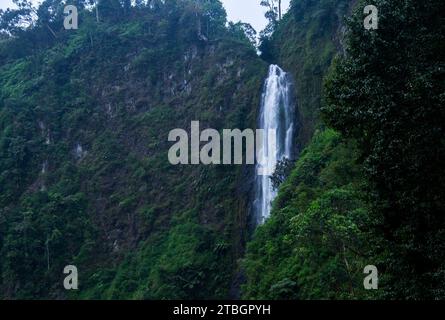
left=243, top=129, right=379, bottom=299
left=1, top=0, right=443, bottom=300
left=244, top=0, right=444, bottom=300
left=323, top=0, right=445, bottom=299
left=0, top=0, right=265, bottom=299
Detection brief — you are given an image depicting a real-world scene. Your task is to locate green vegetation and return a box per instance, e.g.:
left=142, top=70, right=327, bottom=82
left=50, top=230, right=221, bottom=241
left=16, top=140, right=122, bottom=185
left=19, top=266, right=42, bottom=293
left=0, top=0, right=266, bottom=299
left=243, top=129, right=380, bottom=299
left=323, top=0, right=445, bottom=299
left=243, top=0, right=444, bottom=300
left=260, top=0, right=353, bottom=146
left=1, top=0, right=443, bottom=300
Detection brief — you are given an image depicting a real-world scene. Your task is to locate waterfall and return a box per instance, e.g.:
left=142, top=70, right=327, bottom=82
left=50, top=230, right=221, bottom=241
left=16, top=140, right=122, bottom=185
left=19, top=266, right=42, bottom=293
left=254, top=65, right=295, bottom=224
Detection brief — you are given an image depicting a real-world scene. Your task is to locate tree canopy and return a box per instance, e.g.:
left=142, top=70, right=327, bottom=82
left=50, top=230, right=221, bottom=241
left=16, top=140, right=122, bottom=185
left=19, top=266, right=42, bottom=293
left=323, top=0, right=445, bottom=299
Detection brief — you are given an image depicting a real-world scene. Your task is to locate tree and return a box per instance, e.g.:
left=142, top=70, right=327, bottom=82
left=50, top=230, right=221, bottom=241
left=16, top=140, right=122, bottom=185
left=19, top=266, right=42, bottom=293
left=184, top=0, right=226, bottom=41
left=323, top=0, right=445, bottom=299
left=0, top=0, right=36, bottom=36
left=90, top=0, right=100, bottom=22
left=270, top=158, right=293, bottom=190
left=260, top=0, right=282, bottom=22
left=228, top=22, right=257, bottom=47
left=121, top=0, right=131, bottom=15
left=258, top=0, right=282, bottom=56
left=0, top=0, right=89, bottom=39
left=97, top=0, right=123, bottom=21
left=36, top=0, right=66, bottom=38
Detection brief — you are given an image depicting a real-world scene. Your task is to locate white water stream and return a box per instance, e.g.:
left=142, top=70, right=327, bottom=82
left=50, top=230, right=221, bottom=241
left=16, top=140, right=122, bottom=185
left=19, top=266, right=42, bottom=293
left=254, top=65, right=295, bottom=224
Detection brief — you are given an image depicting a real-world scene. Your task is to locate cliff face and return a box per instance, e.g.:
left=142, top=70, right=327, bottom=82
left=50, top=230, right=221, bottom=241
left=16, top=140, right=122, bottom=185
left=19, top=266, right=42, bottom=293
left=0, top=2, right=266, bottom=299
left=263, top=0, right=354, bottom=148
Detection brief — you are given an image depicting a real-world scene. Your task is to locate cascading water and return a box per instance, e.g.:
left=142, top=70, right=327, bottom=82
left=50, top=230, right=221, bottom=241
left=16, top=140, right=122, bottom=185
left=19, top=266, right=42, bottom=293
left=254, top=65, right=295, bottom=224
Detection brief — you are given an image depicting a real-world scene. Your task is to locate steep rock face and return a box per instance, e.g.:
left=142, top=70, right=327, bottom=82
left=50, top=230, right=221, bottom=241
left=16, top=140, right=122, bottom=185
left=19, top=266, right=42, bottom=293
left=263, top=0, right=355, bottom=148
left=0, top=3, right=266, bottom=299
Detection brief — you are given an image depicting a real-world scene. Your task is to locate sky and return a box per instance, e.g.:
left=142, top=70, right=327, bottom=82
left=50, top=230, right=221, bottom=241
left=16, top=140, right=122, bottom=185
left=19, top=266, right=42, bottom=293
left=221, top=0, right=290, bottom=32
left=0, top=0, right=291, bottom=33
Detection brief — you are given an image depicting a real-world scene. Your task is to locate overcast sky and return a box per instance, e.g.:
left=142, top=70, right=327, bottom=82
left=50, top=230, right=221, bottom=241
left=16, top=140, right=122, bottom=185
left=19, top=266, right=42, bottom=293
left=221, top=0, right=290, bottom=32
left=0, top=0, right=290, bottom=32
